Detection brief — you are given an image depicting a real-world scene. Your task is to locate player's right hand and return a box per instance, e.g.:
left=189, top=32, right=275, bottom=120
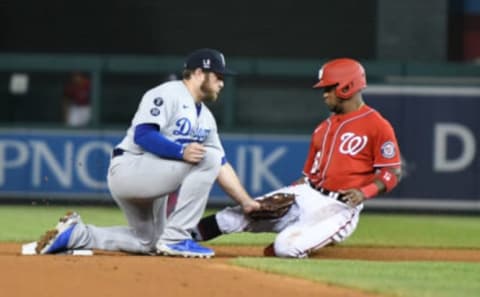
left=182, top=143, right=206, bottom=164
left=241, top=199, right=261, bottom=214
left=338, top=188, right=365, bottom=207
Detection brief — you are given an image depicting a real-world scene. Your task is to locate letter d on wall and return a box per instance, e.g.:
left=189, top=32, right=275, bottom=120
left=434, top=123, right=476, bottom=172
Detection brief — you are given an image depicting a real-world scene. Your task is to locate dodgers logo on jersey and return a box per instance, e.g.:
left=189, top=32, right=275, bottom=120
left=339, top=132, right=368, bottom=156
left=381, top=141, right=396, bottom=158
left=173, top=117, right=211, bottom=142
left=173, top=118, right=191, bottom=135
left=194, top=128, right=211, bottom=142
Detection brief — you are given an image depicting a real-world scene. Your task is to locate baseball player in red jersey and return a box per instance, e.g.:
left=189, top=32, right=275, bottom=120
left=191, top=58, right=402, bottom=258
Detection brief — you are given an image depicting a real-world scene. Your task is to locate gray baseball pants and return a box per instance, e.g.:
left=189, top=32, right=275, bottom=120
left=67, top=148, right=222, bottom=254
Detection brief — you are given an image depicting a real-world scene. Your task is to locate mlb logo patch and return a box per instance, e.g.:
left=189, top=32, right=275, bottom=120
left=381, top=141, right=396, bottom=158
left=150, top=108, right=160, bottom=116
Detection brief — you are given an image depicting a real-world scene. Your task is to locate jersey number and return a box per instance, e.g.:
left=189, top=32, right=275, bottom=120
left=310, top=151, right=322, bottom=174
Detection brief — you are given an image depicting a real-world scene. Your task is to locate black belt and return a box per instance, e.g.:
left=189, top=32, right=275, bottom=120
left=308, top=180, right=347, bottom=203
left=112, top=148, right=125, bottom=158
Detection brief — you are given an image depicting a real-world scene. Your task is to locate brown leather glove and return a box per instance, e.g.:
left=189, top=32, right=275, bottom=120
left=248, top=193, right=296, bottom=220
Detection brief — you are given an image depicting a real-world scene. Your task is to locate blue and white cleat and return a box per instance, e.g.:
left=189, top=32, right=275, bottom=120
left=35, top=211, right=80, bottom=254
left=156, top=239, right=215, bottom=258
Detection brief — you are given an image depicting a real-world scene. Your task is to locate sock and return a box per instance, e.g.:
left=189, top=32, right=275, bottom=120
left=194, top=214, right=222, bottom=241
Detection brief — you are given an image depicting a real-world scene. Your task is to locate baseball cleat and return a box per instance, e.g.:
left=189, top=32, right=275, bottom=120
left=263, top=243, right=276, bottom=257
left=156, top=239, right=215, bottom=258
left=35, top=211, right=80, bottom=254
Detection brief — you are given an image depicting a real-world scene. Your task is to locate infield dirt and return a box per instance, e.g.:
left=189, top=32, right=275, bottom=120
left=1, top=243, right=478, bottom=297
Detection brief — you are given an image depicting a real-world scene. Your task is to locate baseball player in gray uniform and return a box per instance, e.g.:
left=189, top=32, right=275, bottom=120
left=35, top=48, right=260, bottom=258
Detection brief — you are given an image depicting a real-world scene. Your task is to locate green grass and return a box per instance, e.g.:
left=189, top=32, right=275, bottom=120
left=209, top=213, right=480, bottom=248
left=0, top=205, right=127, bottom=241
left=233, top=258, right=480, bottom=297
left=348, top=214, right=480, bottom=248
left=2, top=206, right=480, bottom=248
left=2, top=205, right=480, bottom=297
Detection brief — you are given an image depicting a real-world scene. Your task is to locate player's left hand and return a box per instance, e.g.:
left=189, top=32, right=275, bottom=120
left=337, top=189, right=365, bottom=207
left=183, top=143, right=206, bottom=164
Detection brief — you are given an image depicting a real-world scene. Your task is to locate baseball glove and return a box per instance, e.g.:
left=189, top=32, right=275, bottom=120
left=248, top=193, right=296, bottom=220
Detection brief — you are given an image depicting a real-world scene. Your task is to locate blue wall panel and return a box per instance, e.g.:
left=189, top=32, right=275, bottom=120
left=0, top=86, right=479, bottom=204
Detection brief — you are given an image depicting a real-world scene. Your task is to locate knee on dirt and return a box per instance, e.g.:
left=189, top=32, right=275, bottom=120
left=273, top=233, right=308, bottom=258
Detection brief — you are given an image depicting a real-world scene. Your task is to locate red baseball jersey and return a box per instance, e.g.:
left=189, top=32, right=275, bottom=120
left=303, top=105, right=401, bottom=191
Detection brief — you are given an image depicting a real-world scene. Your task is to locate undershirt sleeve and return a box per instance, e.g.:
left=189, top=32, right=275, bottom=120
left=134, top=123, right=184, bottom=160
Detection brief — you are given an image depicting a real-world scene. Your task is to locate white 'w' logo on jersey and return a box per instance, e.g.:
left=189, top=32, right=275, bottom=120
left=339, top=132, right=368, bottom=156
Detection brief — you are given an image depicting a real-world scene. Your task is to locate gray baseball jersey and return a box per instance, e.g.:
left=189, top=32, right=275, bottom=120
left=117, top=80, right=225, bottom=156
left=66, top=80, right=225, bottom=254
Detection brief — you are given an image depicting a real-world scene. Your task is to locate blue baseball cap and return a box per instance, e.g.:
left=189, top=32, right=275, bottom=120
left=184, top=48, right=236, bottom=75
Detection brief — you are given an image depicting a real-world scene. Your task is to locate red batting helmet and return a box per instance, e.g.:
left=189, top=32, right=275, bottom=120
left=313, top=58, right=367, bottom=99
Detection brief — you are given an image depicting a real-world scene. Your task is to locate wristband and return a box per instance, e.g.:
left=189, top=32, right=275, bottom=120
left=378, top=167, right=399, bottom=192
left=360, top=183, right=378, bottom=199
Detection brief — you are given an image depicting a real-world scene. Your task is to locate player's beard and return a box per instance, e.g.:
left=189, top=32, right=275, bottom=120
left=200, top=75, right=219, bottom=102
left=328, top=104, right=343, bottom=114
left=326, top=97, right=345, bottom=114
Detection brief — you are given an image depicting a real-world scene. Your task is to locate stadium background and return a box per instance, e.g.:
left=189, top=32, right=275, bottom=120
left=0, top=0, right=479, bottom=212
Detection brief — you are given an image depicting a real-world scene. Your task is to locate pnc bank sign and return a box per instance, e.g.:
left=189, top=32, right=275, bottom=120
left=0, top=124, right=478, bottom=201
left=0, top=130, right=307, bottom=200
left=0, top=130, right=119, bottom=197
left=0, top=139, right=113, bottom=190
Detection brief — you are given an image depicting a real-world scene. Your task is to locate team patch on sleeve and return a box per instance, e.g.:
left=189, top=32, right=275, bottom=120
left=153, top=97, right=164, bottom=106
left=150, top=108, right=160, bottom=116
left=381, top=141, right=396, bottom=158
